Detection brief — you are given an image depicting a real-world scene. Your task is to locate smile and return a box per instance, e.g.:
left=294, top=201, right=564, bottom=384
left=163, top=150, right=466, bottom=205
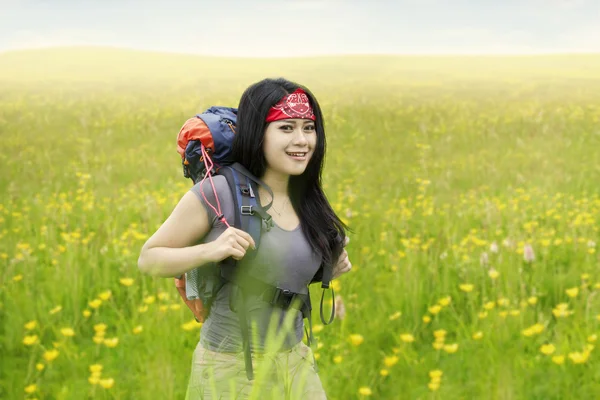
left=286, top=152, right=307, bottom=160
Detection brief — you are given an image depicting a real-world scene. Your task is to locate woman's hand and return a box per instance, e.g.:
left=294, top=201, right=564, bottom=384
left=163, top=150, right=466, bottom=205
left=207, top=227, right=256, bottom=263
left=331, top=236, right=352, bottom=280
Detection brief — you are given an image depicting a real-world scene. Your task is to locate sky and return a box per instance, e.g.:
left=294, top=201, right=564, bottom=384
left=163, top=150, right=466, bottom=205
left=1, top=0, right=599, bottom=57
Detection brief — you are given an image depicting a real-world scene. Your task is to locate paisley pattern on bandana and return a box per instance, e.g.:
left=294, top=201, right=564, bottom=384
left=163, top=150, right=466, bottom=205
left=266, top=88, right=316, bottom=122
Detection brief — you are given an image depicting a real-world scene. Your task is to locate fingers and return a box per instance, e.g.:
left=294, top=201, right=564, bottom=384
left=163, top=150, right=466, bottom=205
left=230, top=242, right=246, bottom=260
left=233, top=228, right=256, bottom=250
left=226, top=227, right=255, bottom=251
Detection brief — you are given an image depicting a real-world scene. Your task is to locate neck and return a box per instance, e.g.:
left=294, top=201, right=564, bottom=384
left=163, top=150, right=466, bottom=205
left=260, top=168, right=289, bottom=199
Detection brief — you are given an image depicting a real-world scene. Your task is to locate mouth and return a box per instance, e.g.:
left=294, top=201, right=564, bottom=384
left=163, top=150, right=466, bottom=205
left=286, top=151, right=308, bottom=161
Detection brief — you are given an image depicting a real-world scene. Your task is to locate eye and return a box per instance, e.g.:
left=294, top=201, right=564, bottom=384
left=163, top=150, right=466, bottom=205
left=304, top=125, right=316, bottom=132
left=279, top=125, right=294, bottom=131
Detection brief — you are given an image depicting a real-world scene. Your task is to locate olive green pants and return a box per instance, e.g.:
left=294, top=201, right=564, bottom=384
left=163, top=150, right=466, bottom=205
left=185, top=341, right=327, bottom=400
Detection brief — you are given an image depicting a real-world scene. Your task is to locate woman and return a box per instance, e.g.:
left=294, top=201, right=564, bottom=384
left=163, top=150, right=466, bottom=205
left=138, top=78, right=352, bottom=399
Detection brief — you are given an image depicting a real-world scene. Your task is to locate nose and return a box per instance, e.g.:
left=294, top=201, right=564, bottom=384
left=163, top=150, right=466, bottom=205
left=291, top=127, right=309, bottom=146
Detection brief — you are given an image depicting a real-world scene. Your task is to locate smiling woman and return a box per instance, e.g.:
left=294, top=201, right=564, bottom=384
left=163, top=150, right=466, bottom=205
left=137, top=77, right=352, bottom=399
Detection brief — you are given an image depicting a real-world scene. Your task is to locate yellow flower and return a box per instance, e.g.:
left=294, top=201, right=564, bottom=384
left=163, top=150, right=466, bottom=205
left=138, top=305, right=148, bottom=313
left=99, top=290, right=112, bottom=301
left=566, top=287, right=579, bottom=298
left=358, top=387, right=372, bottom=396
left=61, top=328, right=75, bottom=337
left=93, top=336, right=104, bottom=344
left=36, top=363, right=45, bottom=371
left=333, top=356, right=343, bottom=364
left=133, top=325, right=143, bottom=334
left=49, top=305, right=62, bottom=314
left=380, top=369, right=389, bottom=376
left=587, top=344, right=595, bottom=352
left=182, top=320, right=202, bottom=331
left=509, top=309, right=521, bottom=316
left=433, top=329, right=447, bottom=339
left=143, top=295, right=156, bottom=304
left=119, top=277, right=134, bottom=287
left=13, top=274, right=23, bottom=282
left=459, top=283, right=474, bottom=292
left=313, top=324, right=324, bottom=333
left=484, top=301, right=496, bottom=310
left=24, top=320, right=37, bottom=330
left=472, top=331, right=483, bottom=340
left=488, top=269, right=500, bottom=279
left=528, top=296, right=538, bottom=306
left=400, top=334, right=415, bottom=343
left=540, top=344, right=556, bottom=355
left=553, top=303, right=573, bottom=318
left=429, top=369, right=443, bottom=379
left=438, top=296, right=452, bottom=306
left=94, top=323, right=107, bottom=333
left=350, top=334, right=364, bottom=346
left=497, top=298, right=509, bottom=307
left=24, top=384, right=37, bottom=393
left=389, top=311, right=402, bottom=321
left=552, top=355, right=565, bottom=365
left=522, top=323, right=544, bottom=337
left=170, top=304, right=181, bottom=310
left=83, top=309, right=92, bottom=318
left=99, top=378, right=115, bottom=389
left=428, top=305, right=442, bottom=314
left=443, top=343, right=459, bottom=353
left=422, top=315, right=431, bottom=324
left=588, top=334, right=598, bottom=343
left=384, top=356, right=399, bottom=367
left=89, top=376, right=100, bottom=385
left=43, top=349, right=60, bottom=362
left=89, top=299, right=102, bottom=309
left=428, top=382, right=440, bottom=391
left=103, top=338, right=119, bottom=348
left=157, top=291, right=169, bottom=301
left=23, top=335, right=39, bottom=346
left=569, top=351, right=590, bottom=364
left=89, top=364, right=103, bottom=373
left=330, top=280, right=341, bottom=291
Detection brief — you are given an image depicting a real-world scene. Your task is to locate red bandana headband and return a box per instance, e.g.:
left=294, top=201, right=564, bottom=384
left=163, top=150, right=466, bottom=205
left=265, top=88, right=316, bottom=122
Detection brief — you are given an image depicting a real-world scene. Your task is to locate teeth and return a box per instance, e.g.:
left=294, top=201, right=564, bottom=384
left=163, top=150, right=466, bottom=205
left=287, top=152, right=306, bottom=157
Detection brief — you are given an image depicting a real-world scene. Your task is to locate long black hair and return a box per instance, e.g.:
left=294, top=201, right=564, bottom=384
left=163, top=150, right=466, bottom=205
left=231, top=77, right=348, bottom=278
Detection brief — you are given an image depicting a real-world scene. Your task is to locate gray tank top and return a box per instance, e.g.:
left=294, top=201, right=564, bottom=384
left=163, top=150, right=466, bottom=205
left=189, top=175, right=322, bottom=353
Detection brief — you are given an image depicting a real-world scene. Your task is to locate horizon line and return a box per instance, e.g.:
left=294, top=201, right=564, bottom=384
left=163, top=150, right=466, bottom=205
left=2, top=45, right=600, bottom=59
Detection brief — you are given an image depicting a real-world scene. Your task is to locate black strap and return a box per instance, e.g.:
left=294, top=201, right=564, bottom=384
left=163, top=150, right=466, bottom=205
left=230, top=162, right=274, bottom=211
left=235, top=288, right=254, bottom=381
left=319, top=288, right=336, bottom=325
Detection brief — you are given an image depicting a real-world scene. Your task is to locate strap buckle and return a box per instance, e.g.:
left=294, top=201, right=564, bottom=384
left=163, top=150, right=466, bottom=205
left=240, top=205, right=254, bottom=215
left=271, top=288, right=294, bottom=308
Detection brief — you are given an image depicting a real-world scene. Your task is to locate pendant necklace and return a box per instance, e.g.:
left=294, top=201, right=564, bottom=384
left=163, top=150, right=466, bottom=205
left=270, top=197, right=289, bottom=217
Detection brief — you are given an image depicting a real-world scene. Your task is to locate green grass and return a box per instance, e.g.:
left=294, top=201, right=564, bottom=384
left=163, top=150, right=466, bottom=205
left=2, top=47, right=600, bottom=399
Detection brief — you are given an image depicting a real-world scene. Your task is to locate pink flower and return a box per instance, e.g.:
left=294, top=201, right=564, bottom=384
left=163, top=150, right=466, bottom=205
left=490, top=242, right=499, bottom=253
left=334, top=295, right=346, bottom=320
left=480, top=252, right=489, bottom=266
left=524, top=244, right=535, bottom=262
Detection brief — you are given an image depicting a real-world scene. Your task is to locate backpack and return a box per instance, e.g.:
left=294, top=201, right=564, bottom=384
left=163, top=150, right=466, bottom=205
left=174, top=106, right=337, bottom=380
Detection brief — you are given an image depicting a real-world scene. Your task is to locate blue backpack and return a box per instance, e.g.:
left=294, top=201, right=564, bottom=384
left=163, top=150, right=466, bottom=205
left=175, top=107, right=335, bottom=380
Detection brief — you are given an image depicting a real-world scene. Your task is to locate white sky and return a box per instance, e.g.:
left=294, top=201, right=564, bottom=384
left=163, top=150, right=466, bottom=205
left=1, top=0, right=599, bottom=56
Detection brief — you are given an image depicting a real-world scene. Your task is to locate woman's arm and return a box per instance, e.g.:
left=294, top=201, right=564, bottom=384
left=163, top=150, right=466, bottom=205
left=137, top=190, right=256, bottom=278
left=137, top=190, right=216, bottom=278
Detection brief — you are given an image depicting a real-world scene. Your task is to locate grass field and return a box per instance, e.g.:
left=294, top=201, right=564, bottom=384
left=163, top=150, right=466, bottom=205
left=2, top=47, right=600, bottom=399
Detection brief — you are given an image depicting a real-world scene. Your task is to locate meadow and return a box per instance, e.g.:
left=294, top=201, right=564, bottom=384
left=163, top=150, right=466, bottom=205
left=2, top=48, right=600, bottom=399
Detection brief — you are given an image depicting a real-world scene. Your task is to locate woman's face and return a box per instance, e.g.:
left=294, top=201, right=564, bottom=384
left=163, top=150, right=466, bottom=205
left=262, top=118, right=317, bottom=177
